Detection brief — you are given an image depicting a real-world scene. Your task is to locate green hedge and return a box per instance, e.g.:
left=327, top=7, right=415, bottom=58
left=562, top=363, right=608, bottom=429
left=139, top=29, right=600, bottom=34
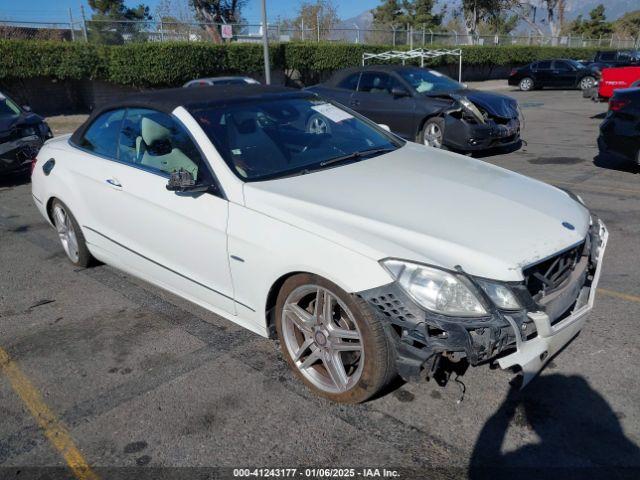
left=0, top=40, right=607, bottom=87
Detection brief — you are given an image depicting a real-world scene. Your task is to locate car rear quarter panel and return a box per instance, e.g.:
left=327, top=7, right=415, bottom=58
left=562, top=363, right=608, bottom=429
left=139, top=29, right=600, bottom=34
left=31, top=136, right=84, bottom=225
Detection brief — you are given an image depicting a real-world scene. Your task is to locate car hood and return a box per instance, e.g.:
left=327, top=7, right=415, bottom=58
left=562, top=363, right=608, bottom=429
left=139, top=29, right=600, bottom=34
left=461, top=89, right=519, bottom=118
left=243, top=143, right=590, bottom=282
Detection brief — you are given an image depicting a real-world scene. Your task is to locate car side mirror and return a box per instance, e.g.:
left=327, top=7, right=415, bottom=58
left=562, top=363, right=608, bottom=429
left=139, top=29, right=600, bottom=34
left=391, top=87, right=409, bottom=98
left=166, top=169, right=211, bottom=194
left=22, top=105, right=32, bottom=112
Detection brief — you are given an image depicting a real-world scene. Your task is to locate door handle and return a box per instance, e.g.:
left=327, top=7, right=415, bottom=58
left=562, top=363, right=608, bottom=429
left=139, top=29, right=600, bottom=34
left=105, top=178, right=122, bottom=188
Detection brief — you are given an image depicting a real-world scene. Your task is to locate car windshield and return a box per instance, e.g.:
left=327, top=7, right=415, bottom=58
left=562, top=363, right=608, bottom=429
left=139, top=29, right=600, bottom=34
left=0, top=95, right=21, bottom=117
left=566, top=59, right=585, bottom=69
left=397, top=68, right=463, bottom=94
left=191, top=95, right=402, bottom=181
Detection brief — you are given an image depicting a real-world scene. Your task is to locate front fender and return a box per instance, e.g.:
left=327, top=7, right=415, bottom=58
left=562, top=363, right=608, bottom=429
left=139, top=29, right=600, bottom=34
left=227, top=202, right=392, bottom=334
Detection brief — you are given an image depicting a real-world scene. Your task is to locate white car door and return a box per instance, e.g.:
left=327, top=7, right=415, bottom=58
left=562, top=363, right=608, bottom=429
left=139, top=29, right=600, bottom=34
left=65, top=109, right=130, bottom=256
left=82, top=108, right=237, bottom=316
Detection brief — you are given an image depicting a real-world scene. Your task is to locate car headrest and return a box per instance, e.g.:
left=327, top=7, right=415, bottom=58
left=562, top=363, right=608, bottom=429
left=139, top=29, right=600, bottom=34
left=141, top=116, right=171, bottom=145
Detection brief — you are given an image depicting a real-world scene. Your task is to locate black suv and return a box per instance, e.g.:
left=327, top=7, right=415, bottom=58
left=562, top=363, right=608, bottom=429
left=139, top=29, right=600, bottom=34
left=585, top=50, right=640, bottom=72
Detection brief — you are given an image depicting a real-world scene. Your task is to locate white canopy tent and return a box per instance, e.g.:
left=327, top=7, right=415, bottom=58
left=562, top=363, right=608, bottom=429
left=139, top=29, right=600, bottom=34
left=362, top=48, right=463, bottom=82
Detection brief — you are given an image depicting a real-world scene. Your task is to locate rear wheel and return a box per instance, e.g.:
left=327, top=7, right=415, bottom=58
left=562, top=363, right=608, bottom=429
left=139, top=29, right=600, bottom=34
left=579, top=76, right=596, bottom=90
left=519, top=77, right=534, bottom=91
left=50, top=199, right=93, bottom=267
left=275, top=274, right=395, bottom=403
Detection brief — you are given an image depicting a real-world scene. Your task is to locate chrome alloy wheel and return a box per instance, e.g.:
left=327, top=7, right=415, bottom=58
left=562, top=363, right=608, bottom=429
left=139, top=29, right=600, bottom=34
left=424, top=122, right=443, bottom=148
left=519, top=77, right=533, bottom=91
left=580, top=76, right=595, bottom=90
left=52, top=204, right=80, bottom=263
left=282, top=285, right=364, bottom=393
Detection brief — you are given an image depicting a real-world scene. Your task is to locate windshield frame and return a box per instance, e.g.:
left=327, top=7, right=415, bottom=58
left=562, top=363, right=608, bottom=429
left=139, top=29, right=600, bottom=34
left=188, top=92, right=406, bottom=183
left=0, top=93, right=22, bottom=117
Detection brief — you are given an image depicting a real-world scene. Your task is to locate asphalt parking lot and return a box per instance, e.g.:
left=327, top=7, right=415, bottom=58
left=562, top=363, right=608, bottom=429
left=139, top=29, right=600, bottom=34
left=1, top=86, right=639, bottom=478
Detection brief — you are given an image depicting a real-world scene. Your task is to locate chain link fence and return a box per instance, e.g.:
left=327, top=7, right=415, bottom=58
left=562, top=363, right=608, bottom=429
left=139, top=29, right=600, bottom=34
left=0, top=19, right=638, bottom=48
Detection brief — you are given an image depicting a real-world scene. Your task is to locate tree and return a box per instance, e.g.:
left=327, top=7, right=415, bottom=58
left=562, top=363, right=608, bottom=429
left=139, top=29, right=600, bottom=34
left=155, top=0, right=195, bottom=40
left=190, top=0, right=247, bottom=43
left=457, top=0, right=514, bottom=43
left=477, top=11, right=519, bottom=35
left=87, top=0, right=152, bottom=44
left=613, top=10, right=640, bottom=38
left=510, top=1, right=566, bottom=39
left=372, top=0, right=444, bottom=29
left=564, top=4, right=612, bottom=38
left=295, top=1, right=340, bottom=40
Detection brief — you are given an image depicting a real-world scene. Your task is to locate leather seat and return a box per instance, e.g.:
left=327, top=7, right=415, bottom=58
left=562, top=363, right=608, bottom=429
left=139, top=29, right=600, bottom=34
left=136, top=117, right=199, bottom=178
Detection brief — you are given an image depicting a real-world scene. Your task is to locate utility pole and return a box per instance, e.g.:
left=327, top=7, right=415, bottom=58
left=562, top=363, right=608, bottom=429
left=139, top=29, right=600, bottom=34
left=68, top=8, right=75, bottom=41
left=261, top=0, right=271, bottom=84
left=80, top=5, right=88, bottom=41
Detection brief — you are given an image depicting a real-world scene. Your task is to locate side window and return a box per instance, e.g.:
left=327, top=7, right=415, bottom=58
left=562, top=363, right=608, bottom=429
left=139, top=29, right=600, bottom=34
left=600, top=52, right=615, bottom=61
left=79, top=109, right=125, bottom=158
left=337, top=73, right=360, bottom=91
left=553, top=60, right=571, bottom=71
left=537, top=61, right=552, bottom=70
left=358, top=72, right=392, bottom=94
left=617, top=51, right=631, bottom=62
left=117, top=108, right=210, bottom=182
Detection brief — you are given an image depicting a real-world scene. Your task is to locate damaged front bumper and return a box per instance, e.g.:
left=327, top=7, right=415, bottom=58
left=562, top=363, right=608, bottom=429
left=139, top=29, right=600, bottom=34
left=443, top=115, right=521, bottom=151
left=358, top=219, right=608, bottom=387
left=0, top=135, right=42, bottom=175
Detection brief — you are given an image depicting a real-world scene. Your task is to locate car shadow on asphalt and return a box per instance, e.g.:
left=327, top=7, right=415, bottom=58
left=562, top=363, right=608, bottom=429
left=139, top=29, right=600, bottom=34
left=0, top=172, right=31, bottom=188
left=468, top=374, right=640, bottom=479
left=593, top=153, right=639, bottom=174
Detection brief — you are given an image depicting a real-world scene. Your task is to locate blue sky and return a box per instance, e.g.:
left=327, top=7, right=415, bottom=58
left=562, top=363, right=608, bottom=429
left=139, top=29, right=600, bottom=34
left=0, top=0, right=380, bottom=24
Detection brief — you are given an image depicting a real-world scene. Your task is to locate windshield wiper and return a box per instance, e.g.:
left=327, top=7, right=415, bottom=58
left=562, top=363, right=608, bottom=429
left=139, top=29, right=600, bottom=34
left=319, top=147, right=396, bottom=168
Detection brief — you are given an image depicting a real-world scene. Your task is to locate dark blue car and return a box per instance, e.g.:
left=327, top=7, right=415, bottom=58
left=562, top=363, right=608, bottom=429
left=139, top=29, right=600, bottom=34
left=306, top=65, right=521, bottom=153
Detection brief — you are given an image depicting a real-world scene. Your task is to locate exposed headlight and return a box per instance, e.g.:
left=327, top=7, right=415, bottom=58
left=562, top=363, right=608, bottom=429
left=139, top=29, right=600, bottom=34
left=20, top=126, right=37, bottom=137
left=381, top=259, right=487, bottom=317
left=459, top=97, right=486, bottom=124
left=475, top=279, right=521, bottom=310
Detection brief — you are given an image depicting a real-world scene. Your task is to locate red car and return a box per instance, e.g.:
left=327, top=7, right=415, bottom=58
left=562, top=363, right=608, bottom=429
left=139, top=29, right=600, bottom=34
left=597, top=66, right=640, bottom=100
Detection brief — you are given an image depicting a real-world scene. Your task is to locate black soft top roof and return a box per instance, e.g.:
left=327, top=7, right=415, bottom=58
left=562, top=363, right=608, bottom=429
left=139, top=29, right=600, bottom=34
left=70, top=84, right=305, bottom=143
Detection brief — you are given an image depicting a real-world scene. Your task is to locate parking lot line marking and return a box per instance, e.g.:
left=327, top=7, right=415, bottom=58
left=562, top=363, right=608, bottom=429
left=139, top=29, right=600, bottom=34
left=0, top=347, right=100, bottom=480
left=598, top=288, right=640, bottom=304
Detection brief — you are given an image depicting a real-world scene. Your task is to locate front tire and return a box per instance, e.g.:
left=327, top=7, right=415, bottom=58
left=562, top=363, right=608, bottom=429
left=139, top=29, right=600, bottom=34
left=421, top=117, right=446, bottom=149
left=519, top=77, right=534, bottom=91
left=50, top=199, right=93, bottom=267
left=579, top=76, right=596, bottom=91
left=275, top=274, right=395, bottom=403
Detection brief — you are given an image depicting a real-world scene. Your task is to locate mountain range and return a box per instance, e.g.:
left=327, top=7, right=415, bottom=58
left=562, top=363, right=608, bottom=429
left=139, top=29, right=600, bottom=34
left=337, top=0, right=639, bottom=34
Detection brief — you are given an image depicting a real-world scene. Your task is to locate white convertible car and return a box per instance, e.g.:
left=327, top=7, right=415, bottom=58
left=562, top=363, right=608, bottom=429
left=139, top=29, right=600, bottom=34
left=31, top=85, right=607, bottom=403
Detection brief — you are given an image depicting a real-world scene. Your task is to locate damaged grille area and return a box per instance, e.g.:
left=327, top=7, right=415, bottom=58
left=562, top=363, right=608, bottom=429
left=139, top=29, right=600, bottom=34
left=370, top=293, right=417, bottom=325
left=523, top=241, right=586, bottom=301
